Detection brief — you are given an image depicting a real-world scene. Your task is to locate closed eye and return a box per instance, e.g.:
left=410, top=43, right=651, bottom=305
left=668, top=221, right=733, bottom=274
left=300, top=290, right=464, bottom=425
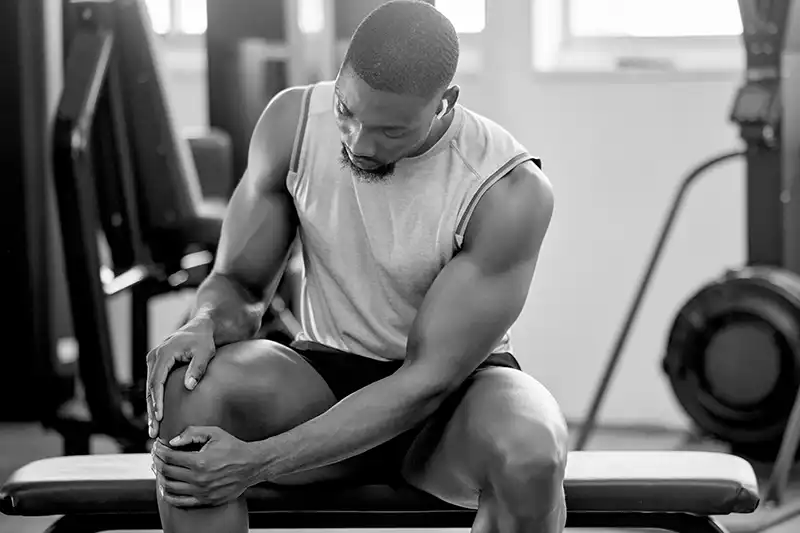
left=338, top=101, right=351, bottom=117
left=383, top=128, right=407, bottom=139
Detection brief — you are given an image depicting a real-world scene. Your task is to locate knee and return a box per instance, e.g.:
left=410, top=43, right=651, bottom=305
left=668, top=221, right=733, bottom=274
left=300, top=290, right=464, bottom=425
left=487, top=414, right=568, bottom=497
left=159, top=347, right=249, bottom=441
left=159, top=340, right=314, bottom=442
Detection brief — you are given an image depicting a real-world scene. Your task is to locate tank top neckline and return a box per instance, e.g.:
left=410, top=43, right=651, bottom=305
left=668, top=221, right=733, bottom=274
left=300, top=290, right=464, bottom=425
left=395, top=104, right=465, bottom=167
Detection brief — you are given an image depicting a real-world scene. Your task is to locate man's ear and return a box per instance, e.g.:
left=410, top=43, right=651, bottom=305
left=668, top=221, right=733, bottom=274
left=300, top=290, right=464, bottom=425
left=438, top=85, right=460, bottom=118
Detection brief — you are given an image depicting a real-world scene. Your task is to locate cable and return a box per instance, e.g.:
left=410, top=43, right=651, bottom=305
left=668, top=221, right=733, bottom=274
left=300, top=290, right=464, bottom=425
left=573, top=149, right=746, bottom=451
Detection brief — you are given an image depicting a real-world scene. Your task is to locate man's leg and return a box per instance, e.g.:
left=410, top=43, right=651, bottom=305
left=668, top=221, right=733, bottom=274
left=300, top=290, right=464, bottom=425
left=400, top=367, right=569, bottom=533
left=156, top=339, right=375, bottom=533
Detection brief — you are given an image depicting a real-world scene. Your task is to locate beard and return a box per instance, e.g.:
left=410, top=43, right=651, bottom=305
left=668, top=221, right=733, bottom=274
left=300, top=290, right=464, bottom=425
left=339, top=144, right=396, bottom=183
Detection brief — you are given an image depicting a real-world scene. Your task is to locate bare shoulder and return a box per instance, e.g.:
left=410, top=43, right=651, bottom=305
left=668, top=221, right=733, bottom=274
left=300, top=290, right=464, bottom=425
left=462, top=160, right=554, bottom=264
left=246, top=86, right=309, bottom=195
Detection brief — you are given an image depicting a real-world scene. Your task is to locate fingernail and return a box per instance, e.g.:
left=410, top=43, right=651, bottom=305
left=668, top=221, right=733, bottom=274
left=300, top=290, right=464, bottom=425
left=169, top=436, right=179, bottom=446
left=186, top=377, right=197, bottom=390
left=159, top=484, right=164, bottom=497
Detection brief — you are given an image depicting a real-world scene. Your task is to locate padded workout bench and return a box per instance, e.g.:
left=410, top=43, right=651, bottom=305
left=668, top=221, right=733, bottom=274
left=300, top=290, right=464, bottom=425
left=1, top=450, right=758, bottom=532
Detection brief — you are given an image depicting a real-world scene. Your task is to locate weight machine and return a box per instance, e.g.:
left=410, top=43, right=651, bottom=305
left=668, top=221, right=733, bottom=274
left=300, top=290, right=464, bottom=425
left=575, top=0, right=800, bottom=528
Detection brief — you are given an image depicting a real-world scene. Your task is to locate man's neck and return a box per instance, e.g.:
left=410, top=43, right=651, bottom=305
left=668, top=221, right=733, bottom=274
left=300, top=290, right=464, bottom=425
left=408, top=109, right=456, bottom=159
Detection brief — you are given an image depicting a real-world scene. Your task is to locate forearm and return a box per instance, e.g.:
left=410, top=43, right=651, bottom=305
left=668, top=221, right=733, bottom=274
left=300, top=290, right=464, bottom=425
left=191, top=272, right=267, bottom=346
left=251, top=369, right=446, bottom=481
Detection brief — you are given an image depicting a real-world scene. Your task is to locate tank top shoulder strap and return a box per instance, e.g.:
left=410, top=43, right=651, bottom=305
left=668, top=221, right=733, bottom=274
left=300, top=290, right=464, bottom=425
left=289, top=84, right=315, bottom=175
left=453, top=153, right=543, bottom=249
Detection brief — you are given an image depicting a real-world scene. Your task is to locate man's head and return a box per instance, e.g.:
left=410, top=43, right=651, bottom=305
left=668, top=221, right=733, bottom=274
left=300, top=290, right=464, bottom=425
left=335, top=0, right=460, bottom=181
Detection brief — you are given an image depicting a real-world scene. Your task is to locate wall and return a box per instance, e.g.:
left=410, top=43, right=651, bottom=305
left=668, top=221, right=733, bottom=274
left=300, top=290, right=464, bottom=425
left=139, top=1, right=748, bottom=431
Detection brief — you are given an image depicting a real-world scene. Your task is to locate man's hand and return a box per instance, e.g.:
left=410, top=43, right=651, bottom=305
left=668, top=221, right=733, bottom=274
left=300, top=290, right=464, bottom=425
left=145, top=314, right=216, bottom=438
left=151, top=426, right=261, bottom=508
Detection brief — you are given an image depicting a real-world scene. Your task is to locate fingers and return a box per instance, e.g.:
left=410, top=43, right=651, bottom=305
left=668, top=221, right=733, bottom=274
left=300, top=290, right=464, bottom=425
left=184, top=345, right=214, bottom=391
left=152, top=439, right=199, bottom=469
left=158, top=484, right=202, bottom=508
left=169, top=426, right=217, bottom=448
left=152, top=346, right=179, bottom=425
left=157, top=473, right=199, bottom=497
left=145, top=350, right=158, bottom=438
left=152, top=452, right=194, bottom=483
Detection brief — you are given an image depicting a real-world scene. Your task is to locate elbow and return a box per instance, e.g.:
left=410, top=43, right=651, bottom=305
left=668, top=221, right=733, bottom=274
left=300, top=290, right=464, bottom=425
left=401, top=338, right=467, bottom=402
left=396, top=362, right=462, bottom=408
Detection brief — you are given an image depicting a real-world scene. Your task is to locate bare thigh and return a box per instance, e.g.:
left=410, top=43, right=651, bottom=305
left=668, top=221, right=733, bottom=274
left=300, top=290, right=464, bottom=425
left=399, top=367, right=568, bottom=508
left=160, top=339, right=392, bottom=486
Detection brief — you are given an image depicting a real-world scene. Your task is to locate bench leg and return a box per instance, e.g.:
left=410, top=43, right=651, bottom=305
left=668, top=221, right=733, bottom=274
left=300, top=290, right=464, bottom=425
left=566, top=512, right=729, bottom=533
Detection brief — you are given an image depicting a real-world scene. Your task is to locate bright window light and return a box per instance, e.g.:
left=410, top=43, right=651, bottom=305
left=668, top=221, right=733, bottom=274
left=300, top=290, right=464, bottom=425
left=299, top=0, right=325, bottom=34
left=143, top=0, right=171, bottom=34
left=435, top=0, right=486, bottom=34
left=569, top=0, right=743, bottom=37
left=178, top=0, right=207, bottom=34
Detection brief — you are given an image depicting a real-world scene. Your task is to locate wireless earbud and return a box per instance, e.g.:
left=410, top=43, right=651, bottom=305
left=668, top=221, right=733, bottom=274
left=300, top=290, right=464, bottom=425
left=437, top=99, right=449, bottom=119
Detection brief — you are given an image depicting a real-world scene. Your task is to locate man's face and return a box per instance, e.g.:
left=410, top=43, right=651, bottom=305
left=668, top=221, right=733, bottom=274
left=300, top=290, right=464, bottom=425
left=334, top=66, right=439, bottom=182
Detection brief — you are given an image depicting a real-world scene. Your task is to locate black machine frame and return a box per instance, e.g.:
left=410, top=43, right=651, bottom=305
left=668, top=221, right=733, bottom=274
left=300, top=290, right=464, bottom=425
left=50, top=0, right=213, bottom=455
left=41, top=510, right=731, bottom=533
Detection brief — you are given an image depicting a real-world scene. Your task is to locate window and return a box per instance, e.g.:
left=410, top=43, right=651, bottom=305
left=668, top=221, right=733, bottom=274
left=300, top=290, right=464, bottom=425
left=534, top=0, right=746, bottom=74
left=435, top=0, right=486, bottom=34
left=144, top=0, right=207, bottom=35
left=145, top=0, right=484, bottom=36
left=569, top=0, right=742, bottom=38
left=433, top=0, right=485, bottom=73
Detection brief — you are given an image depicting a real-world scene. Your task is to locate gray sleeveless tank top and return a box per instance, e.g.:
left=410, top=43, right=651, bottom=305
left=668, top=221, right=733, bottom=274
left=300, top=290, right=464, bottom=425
left=286, top=81, right=536, bottom=361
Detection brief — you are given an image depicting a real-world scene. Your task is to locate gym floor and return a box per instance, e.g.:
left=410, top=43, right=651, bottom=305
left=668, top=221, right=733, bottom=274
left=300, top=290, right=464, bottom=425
left=2, top=423, right=798, bottom=533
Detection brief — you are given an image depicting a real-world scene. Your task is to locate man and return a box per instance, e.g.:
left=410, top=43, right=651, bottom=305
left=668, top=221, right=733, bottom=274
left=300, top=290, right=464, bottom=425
left=146, top=2, right=567, bottom=532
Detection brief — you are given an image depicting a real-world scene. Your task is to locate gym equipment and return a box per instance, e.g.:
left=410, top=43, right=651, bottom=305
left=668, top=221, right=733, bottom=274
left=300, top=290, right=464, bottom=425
left=666, top=0, right=800, bottom=506
left=45, top=0, right=236, bottom=454
left=206, top=0, right=332, bottom=182
left=45, top=0, right=304, bottom=453
left=574, top=0, right=800, bottom=530
left=664, top=266, right=800, bottom=460
left=576, top=0, right=800, bottom=452
left=0, top=450, right=760, bottom=533
left=1, top=0, right=75, bottom=422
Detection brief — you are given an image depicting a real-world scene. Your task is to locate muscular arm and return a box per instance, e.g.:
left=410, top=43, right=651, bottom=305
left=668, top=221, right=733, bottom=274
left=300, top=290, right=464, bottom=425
left=402, top=161, right=553, bottom=389
left=191, top=87, right=304, bottom=346
left=254, top=161, right=554, bottom=480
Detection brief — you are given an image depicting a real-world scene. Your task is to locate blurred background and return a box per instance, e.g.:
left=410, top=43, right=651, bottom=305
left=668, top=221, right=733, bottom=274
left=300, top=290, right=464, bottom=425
left=2, top=0, right=800, bottom=531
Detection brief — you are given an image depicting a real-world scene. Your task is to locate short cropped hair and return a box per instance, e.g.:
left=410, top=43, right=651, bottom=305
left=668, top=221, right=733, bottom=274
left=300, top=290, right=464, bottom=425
left=343, top=0, right=459, bottom=100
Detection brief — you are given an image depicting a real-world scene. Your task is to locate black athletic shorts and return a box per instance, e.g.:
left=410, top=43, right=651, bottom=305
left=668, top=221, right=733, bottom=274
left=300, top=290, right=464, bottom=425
left=286, top=339, right=523, bottom=484
left=290, top=339, right=522, bottom=400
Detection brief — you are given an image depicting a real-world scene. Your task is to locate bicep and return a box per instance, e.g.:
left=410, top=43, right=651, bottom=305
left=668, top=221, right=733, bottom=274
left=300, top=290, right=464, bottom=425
left=213, top=87, right=304, bottom=296
left=405, top=162, right=554, bottom=390
left=213, top=174, right=297, bottom=295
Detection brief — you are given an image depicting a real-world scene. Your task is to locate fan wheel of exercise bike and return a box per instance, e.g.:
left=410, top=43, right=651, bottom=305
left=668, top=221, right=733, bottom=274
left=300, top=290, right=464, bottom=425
left=663, top=265, right=800, bottom=461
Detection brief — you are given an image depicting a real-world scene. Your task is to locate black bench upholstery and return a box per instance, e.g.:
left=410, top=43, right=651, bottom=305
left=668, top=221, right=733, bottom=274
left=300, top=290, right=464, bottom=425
left=1, top=451, right=759, bottom=528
